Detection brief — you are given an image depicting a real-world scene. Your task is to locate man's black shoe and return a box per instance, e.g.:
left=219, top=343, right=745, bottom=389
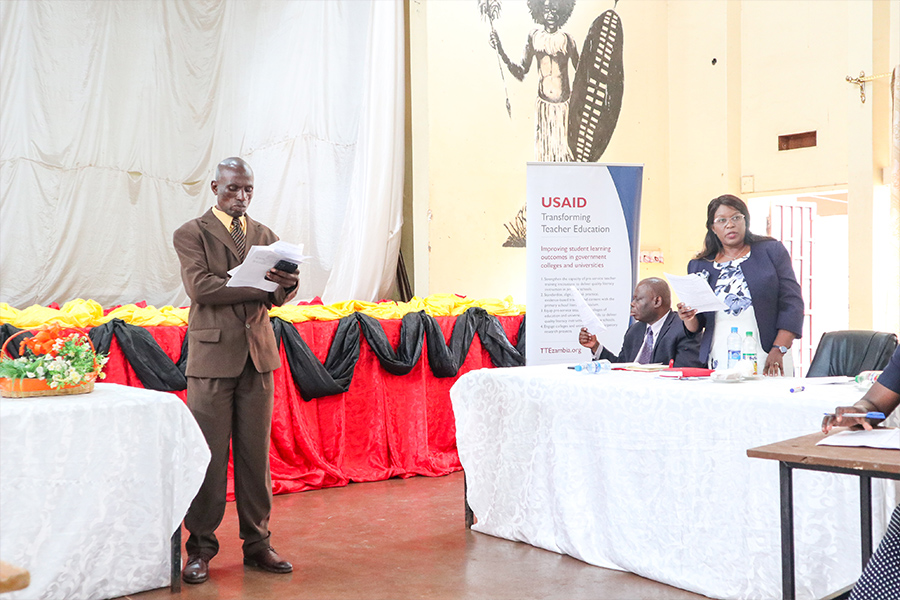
left=243, top=547, right=292, bottom=573
left=182, top=556, right=209, bottom=584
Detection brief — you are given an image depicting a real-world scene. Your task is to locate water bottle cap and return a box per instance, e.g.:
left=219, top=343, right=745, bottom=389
left=731, top=327, right=738, bottom=333
left=745, top=331, right=752, bottom=336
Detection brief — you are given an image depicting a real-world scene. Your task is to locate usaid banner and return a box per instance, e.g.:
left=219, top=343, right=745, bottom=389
left=526, top=163, right=643, bottom=366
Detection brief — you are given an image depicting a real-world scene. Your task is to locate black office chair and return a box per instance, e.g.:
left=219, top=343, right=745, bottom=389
left=806, top=330, right=898, bottom=377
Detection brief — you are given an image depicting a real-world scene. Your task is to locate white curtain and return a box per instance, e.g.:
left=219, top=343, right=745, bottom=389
left=0, top=0, right=404, bottom=308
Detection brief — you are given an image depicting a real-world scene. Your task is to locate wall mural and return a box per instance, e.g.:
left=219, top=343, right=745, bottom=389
left=481, top=0, right=625, bottom=247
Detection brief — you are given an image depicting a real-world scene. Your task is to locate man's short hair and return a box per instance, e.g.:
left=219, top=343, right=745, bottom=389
left=639, top=277, right=671, bottom=307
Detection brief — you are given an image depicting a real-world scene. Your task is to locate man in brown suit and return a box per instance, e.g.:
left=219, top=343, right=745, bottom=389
left=173, top=157, right=299, bottom=584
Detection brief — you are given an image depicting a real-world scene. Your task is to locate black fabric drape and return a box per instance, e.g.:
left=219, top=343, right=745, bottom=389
left=273, top=309, right=525, bottom=401
left=0, top=324, right=29, bottom=359
left=355, top=308, right=524, bottom=379
left=176, top=333, right=189, bottom=375
left=469, top=308, right=526, bottom=370
left=422, top=307, right=526, bottom=377
left=516, top=315, right=526, bottom=356
left=423, top=308, right=476, bottom=377
left=357, top=312, right=425, bottom=376
left=272, top=317, right=355, bottom=402
left=88, top=319, right=187, bottom=391
left=3, top=309, right=525, bottom=401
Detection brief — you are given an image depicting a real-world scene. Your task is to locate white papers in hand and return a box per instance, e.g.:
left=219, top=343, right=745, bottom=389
left=664, top=273, right=728, bottom=313
left=226, top=241, right=308, bottom=292
left=570, top=286, right=606, bottom=336
left=816, top=428, right=900, bottom=450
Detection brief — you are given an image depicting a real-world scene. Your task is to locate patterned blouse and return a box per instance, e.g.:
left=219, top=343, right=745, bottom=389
left=713, top=253, right=752, bottom=316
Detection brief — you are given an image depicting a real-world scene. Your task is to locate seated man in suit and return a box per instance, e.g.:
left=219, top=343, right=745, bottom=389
left=578, top=277, right=702, bottom=368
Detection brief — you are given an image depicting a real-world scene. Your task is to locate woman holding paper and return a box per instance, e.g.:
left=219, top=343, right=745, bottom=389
left=822, top=345, right=900, bottom=599
left=677, top=194, right=804, bottom=375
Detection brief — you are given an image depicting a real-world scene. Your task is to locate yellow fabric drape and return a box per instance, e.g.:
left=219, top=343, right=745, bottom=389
left=0, top=295, right=525, bottom=329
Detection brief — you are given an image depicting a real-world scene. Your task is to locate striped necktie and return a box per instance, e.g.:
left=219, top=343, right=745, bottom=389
left=637, top=326, right=654, bottom=364
left=230, top=217, right=245, bottom=259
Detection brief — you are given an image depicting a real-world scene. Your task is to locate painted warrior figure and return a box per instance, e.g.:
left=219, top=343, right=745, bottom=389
left=490, top=0, right=578, bottom=162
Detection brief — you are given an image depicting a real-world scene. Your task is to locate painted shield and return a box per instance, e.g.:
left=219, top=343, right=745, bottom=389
left=567, top=10, right=624, bottom=162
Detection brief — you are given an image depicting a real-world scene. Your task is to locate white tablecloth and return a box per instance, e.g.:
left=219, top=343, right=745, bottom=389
left=0, top=383, right=210, bottom=600
left=450, top=366, right=900, bottom=600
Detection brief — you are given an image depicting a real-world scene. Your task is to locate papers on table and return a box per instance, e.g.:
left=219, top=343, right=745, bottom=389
left=226, top=240, right=308, bottom=292
left=816, top=428, right=900, bottom=450
left=614, top=362, right=668, bottom=372
left=664, top=273, right=728, bottom=313
left=570, top=286, right=606, bottom=335
left=804, top=376, right=854, bottom=385
left=710, top=369, right=744, bottom=382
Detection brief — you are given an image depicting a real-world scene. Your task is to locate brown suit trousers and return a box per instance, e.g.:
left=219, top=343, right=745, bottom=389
left=184, top=363, right=274, bottom=557
left=173, top=208, right=294, bottom=558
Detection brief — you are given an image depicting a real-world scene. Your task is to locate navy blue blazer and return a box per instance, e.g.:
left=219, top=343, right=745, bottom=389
left=598, top=310, right=702, bottom=368
left=687, top=239, right=804, bottom=363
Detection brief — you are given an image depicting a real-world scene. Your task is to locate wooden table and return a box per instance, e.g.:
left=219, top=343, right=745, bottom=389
left=748, top=431, right=900, bottom=600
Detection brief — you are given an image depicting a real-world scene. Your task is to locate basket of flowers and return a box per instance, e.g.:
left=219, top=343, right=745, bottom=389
left=0, top=323, right=109, bottom=398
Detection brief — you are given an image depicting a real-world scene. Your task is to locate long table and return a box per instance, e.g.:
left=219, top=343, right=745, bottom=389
left=98, top=316, right=523, bottom=497
left=450, top=366, right=900, bottom=600
left=0, top=383, right=210, bottom=600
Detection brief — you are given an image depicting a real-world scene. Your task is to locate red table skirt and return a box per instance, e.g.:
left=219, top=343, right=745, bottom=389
left=100, top=315, right=523, bottom=498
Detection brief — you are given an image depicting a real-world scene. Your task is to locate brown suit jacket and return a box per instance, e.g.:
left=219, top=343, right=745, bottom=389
left=173, top=208, right=295, bottom=378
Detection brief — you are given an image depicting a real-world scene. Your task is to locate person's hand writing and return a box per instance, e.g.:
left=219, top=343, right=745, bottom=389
left=578, top=327, right=599, bottom=353
left=266, top=267, right=299, bottom=290
left=763, top=348, right=785, bottom=377
left=822, top=406, right=878, bottom=434
left=676, top=302, right=699, bottom=332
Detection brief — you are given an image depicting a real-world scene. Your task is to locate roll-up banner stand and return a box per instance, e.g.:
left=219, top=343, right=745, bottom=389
left=526, top=163, right=643, bottom=366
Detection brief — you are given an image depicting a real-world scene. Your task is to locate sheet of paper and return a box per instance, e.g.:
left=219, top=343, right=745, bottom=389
left=664, top=273, right=728, bottom=313
left=803, top=376, right=854, bottom=385
left=816, top=428, right=900, bottom=450
left=624, top=364, right=668, bottom=372
left=570, top=286, right=606, bottom=336
left=613, top=362, right=667, bottom=371
left=266, top=240, right=307, bottom=262
left=226, top=241, right=308, bottom=292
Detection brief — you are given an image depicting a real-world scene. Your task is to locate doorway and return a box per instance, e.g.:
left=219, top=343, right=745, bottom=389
left=747, top=191, right=849, bottom=376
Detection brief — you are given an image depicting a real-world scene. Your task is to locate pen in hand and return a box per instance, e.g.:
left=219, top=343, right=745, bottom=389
left=823, top=411, right=886, bottom=420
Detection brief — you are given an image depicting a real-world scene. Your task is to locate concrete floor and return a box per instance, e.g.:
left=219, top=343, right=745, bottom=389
left=119, top=472, right=708, bottom=600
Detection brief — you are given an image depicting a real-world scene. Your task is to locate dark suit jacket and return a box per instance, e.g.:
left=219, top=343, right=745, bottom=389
left=687, top=239, right=803, bottom=363
left=173, top=208, right=295, bottom=378
left=598, top=310, right=702, bottom=368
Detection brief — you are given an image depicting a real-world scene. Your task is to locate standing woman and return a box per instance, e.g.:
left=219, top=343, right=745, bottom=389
left=677, top=194, right=804, bottom=375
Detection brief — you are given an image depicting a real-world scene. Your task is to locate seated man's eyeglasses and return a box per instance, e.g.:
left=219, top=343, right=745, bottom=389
left=713, top=214, right=745, bottom=226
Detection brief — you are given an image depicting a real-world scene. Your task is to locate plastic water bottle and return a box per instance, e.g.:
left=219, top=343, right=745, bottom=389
left=855, top=370, right=882, bottom=390
left=741, top=332, right=757, bottom=375
left=571, top=359, right=612, bottom=373
left=855, top=371, right=882, bottom=384
left=726, top=327, right=741, bottom=369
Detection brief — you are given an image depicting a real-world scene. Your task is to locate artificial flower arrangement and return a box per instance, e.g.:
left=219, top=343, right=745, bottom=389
left=0, top=323, right=108, bottom=397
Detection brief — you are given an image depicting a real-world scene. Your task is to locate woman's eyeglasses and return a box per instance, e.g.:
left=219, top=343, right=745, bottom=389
left=713, top=214, right=745, bottom=226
